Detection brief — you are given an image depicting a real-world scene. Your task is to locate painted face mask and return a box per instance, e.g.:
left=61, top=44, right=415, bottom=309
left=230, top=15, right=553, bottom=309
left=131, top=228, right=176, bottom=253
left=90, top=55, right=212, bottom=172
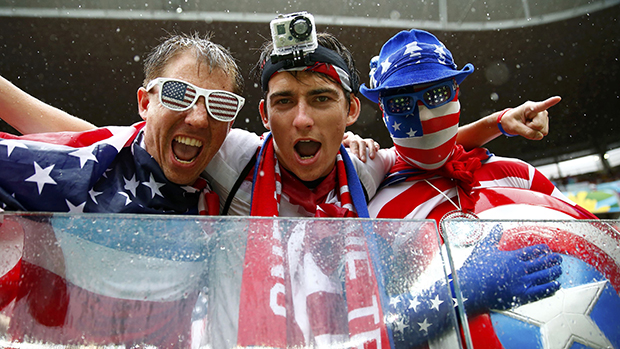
left=381, top=81, right=461, bottom=170
left=359, top=28, right=475, bottom=170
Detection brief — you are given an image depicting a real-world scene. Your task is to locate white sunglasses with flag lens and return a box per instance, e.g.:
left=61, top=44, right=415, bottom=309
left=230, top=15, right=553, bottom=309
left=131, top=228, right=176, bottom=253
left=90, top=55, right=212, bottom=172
left=146, top=78, right=245, bottom=122
left=380, top=79, right=457, bottom=117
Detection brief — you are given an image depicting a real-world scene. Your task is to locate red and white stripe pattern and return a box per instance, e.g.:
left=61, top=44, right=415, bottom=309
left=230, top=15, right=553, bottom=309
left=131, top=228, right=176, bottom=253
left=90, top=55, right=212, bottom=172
left=370, top=155, right=575, bottom=220
left=207, top=91, right=242, bottom=121
left=390, top=92, right=460, bottom=170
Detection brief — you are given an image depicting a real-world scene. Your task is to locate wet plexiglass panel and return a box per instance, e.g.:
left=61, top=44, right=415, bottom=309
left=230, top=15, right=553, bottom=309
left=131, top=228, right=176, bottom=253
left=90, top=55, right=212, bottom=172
left=441, top=219, right=620, bottom=349
left=0, top=214, right=461, bottom=348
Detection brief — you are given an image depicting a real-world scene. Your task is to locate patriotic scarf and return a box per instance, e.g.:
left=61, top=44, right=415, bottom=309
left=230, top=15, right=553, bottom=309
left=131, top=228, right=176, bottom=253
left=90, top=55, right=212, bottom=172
left=237, top=133, right=392, bottom=348
left=382, top=144, right=492, bottom=213
left=0, top=121, right=218, bottom=216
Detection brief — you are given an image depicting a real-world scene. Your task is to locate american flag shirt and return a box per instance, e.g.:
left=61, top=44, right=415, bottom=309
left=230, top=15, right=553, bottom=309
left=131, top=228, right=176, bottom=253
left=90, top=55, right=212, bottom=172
left=0, top=122, right=204, bottom=215
left=369, top=154, right=572, bottom=220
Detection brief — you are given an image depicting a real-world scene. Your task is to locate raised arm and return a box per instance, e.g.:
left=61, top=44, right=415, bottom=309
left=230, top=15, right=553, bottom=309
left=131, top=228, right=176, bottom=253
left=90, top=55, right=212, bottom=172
left=0, top=76, right=96, bottom=134
left=457, top=96, right=560, bottom=150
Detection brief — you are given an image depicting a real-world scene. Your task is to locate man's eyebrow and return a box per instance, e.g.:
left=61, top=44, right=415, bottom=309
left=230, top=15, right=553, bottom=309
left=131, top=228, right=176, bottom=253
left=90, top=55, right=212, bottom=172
left=308, top=87, right=340, bottom=96
left=269, top=90, right=293, bottom=99
left=268, top=87, right=339, bottom=100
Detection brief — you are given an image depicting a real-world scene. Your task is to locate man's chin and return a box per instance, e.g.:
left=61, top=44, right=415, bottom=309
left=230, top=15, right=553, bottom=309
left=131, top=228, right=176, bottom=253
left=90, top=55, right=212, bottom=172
left=165, top=167, right=200, bottom=186
left=293, top=163, right=333, bottom=183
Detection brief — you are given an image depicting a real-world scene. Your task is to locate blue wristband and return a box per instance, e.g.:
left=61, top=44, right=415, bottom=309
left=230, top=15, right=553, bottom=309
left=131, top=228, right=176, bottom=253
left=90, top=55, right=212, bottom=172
left=497, top=108, right=518, bottom=137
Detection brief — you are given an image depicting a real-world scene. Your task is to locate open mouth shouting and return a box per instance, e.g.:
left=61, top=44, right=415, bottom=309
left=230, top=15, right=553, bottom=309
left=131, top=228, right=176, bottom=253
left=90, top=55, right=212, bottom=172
left=294, top=139, right=322, bottom=160
left=172, top=135, right=203, bottom=164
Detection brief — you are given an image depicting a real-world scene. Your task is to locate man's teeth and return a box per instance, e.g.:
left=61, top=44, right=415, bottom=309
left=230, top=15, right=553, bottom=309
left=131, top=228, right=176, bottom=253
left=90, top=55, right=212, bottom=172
left=174, top=136, right=203, bottom=147
left=174, top=156, right=193, bottom=164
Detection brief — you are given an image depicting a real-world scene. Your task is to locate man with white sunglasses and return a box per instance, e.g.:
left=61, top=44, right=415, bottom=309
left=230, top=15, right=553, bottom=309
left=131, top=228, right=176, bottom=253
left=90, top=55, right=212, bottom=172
left=0, top=33, right=245, bottom=215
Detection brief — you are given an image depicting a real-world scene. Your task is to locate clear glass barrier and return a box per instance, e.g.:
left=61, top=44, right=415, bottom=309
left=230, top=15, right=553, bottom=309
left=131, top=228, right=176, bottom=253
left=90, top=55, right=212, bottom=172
left=3, top=214, right=618, bottom=348
left=441, top=219, right=620, bottom=349
left=0, top=213, right=461, bottom=348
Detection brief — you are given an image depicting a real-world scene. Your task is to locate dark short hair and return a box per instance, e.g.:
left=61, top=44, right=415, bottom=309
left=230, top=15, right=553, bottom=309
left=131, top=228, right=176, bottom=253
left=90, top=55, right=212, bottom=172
left=143, top=32, right=244, bottom=95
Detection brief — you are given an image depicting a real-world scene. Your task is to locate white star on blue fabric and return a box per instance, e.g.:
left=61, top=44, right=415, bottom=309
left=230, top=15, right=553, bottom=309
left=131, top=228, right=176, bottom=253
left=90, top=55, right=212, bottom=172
left=404, top=41, right=422, bottom=57
left=452, top=296, right=468, bottom=308
left=0, top=139, right=27, bottom=157
left=393, top=315, right=409, bottom=333
left=430, top=295, right=444, bottom=311
left=408, top=296, right=421, bottom=311
left=124, top=174, right=140, bottom=197
left=406, top=128, right=418, bottom=137
left=66, top=199, right=86, bottom=213
left=118, top=191, right=132, bottom=206
left=381, top=58, right=392, bottom=74
left=392, top=121, right=402, bottom=131
left=142, top=174, right=165, bottom=199
left=434, top=44, right=449, bottom=61
left=69, top=146, right=99, bottom=168
left=25, top=162, right=57, bottom=194
left=390, top=296, right=402, bottom=307
left=418, top=318, right=432, bottom=333
left=496, top=280, right=612, bottom=349
left=88, top=188, right=104, bottom=205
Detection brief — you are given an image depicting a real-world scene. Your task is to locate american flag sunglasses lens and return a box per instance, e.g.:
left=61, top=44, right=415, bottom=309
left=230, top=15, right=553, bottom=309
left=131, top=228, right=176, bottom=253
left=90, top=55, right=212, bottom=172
left=160, top=80, right=196, bottom=110
left=207, top=92, right=240, bottom=121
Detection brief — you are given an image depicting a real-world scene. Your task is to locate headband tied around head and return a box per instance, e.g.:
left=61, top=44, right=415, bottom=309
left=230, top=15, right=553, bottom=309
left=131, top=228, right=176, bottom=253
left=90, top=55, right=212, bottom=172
left=261, top=45, right=357, bottom=93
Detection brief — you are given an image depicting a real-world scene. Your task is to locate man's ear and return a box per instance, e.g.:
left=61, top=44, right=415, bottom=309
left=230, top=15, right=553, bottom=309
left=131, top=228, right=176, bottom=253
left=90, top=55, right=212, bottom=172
left=346, top=94, right=361, bottom=126
left=137, top=87, right=150, bottom=121
left=259, top=99, right=270, bottom=130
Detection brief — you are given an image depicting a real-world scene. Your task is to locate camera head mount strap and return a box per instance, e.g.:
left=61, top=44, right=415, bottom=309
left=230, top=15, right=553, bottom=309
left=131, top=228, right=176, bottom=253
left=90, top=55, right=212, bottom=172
left=261, top=45, right=357, bottom=94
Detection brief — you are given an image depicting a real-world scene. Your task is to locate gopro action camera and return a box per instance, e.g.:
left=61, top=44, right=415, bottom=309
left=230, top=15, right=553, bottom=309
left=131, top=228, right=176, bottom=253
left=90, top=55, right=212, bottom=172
left=270, top=12, right=318, bottom=57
